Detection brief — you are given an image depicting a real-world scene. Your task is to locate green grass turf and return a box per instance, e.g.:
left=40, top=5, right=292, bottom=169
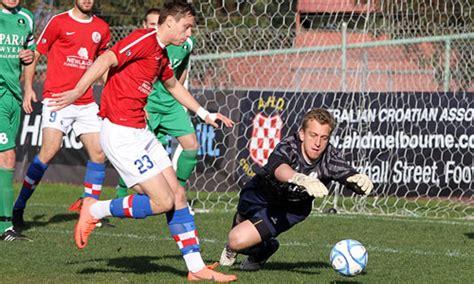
left=1, top=183, right=473, bottom=283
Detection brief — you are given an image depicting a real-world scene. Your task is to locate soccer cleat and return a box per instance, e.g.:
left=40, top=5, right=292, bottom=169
left=240, top=239, right=280, bottom=271
left=0, top=228, right=32, bottom=241
left=74, top=197, right=99, bottom=249
left=219, top=243, right=238, bottom=266
left=68, top=197, right=83, bottom=212
left=187, top=266, right=237, bottom=282
left=12, top=208, right=25, bottom=228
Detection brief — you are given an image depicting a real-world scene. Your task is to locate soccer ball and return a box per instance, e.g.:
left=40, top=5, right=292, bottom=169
left=330, top=239, right=368, bottom=276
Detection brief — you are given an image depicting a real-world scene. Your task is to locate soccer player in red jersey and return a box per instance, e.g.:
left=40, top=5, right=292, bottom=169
left=13, top=0, right=111, bottom=228
left=51, top=1, right=237, bottom=282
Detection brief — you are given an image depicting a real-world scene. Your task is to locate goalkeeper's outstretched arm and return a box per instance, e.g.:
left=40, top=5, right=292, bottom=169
left=345, top=173, right=374, bottom=195
left=274, top=164, right=329, bottom=198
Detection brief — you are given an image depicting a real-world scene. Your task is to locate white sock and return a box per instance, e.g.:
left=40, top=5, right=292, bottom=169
left=90, top=200, right=112, bottom=219
left=183, top=252, right=206, bottom=273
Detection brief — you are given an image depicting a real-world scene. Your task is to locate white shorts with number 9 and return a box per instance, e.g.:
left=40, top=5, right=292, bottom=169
left=41, top=99, right=102, bottom=135
left=100, top=118, right=172, bottom=187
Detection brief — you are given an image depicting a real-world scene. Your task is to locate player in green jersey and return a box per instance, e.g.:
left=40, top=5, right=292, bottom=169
left=116, top=8, right=199, bottom=198
left=0, top=0, right=35, bottom=241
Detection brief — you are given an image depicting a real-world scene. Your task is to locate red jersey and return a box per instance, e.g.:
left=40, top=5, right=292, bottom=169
left=37, top=10, right=111, bottom=105
left=98, top=29, right=174, bottom=128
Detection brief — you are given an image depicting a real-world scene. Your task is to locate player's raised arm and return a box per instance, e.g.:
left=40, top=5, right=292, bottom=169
left=49, top=51, right=118, bottom=111
left=164, top=76, right=234, bottom=128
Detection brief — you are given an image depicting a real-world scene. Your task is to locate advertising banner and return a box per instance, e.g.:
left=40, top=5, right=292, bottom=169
left=15, top=88, right=473, bottom=198
left=234, top=91, right=473, bottom=197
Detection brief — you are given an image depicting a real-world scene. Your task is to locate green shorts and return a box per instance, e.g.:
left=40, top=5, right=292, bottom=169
left=147, top=104, right=195, bottom=145
left=0, top=92, right=21, bottom=152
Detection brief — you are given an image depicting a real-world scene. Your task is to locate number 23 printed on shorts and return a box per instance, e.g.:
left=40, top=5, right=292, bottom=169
left=134, top=154, right=154, bottom=174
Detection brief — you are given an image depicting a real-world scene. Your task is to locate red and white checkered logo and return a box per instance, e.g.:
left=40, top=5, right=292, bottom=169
left=249, top=113, right=283, bottom=166
left=173, top=230, right=199, bottom=249
left=84, top=182, right=102, bottom=197
left=122, top=195, right=134, bottom=217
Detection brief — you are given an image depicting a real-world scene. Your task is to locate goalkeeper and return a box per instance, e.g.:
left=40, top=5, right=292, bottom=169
left=219, top=108, right=374, bottom=271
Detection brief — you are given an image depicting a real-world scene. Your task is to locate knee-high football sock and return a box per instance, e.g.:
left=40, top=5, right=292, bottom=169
left=115, top=177, right=129, bottom=198
left=0, top=168, right=14, bottom=232
left=14, top=155, right=48, bottom=210
left=83, top=161, right=105, bottom=200
left=166, top=207, right=205, bottom=272
left=239, top=239, right=280, bottom=260
left=90, top=194, right=154, bottom=220
left=175, top=149, right=198, bottom=187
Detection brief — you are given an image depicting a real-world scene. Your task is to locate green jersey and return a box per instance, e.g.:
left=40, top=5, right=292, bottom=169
left=146, top=36, right=196, bottom=112
left=0, top=6, right=35, bottom=101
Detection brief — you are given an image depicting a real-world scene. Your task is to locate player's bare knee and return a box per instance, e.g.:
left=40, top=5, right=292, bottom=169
left=150, top=193, right=175, bottom=213
left=0, top=150, right=16, bottom=168
left=228, top=231, right=247, bottom=251
left=173, top=185, right=187, bottom=205
left=38, top=146, right=60, bottom=163
left=179, top=134, right=199, bottom=150
left=89, top=150, right=106, bottom=163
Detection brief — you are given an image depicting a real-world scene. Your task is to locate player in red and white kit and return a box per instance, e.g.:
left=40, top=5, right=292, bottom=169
left=51, top=1, right=237, bottom=282
left=13, top=0, right=111, bottom=228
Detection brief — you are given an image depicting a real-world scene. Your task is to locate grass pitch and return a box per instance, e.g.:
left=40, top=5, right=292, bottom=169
left=1, top=183, right=473, bottom=283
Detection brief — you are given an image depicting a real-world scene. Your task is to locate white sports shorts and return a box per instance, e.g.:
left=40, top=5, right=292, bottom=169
left=100, top=118, right=171, bottom=187
left=41, top=98, right=101, bottom=136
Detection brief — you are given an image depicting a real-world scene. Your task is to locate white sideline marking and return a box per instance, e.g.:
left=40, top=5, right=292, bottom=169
left=27, top=227, right=473, bottom=259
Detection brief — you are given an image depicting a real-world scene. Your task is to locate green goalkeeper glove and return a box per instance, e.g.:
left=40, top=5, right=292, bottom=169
left=289, top=173, right=329, bottom=198
left=346, top=174, right=374, bottom=195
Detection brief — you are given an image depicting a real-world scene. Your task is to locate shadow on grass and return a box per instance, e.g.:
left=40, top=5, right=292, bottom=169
left=74, top=255, right=185, bottom=276
left=464, top=232, right=474, bottom=239
left=233, top=260, right=331, bottom=275
left=18, top=213, right=78, bottom=231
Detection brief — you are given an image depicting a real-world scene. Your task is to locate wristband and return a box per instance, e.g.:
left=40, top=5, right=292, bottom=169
left=208, top=113, right=217, bottom=121
left=197, top=107, right=210, bottom=120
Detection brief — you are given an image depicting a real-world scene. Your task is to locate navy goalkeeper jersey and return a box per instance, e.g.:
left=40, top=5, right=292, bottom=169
left=241, top=133, right=359, bottom=206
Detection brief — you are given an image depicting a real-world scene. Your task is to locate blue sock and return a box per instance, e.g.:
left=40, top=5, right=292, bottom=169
left=109, top=194, right=153, bottom=218
left=167, top=207, right=201, bottom=255
left=14, top=155, right=48, bottom=210
left=84, top=161, right=105, bottom=200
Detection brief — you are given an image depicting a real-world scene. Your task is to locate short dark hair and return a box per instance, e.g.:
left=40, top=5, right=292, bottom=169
left=143, top=8, right=160, bottom=23
left=158, top=0, right=196, bottom=25
left=302, top=108, right=337, bottom=134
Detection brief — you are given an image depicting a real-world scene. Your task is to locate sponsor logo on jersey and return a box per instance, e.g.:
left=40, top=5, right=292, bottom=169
left=66, top=31, right=75, bottom=36
left=92, top=31, right=101, bottom=44
left=138, top=81, right=153, bottom=95
left=0, top=33, right=29, bottom=57
left=126, top=50, right=132, bottom=56
left=249, top=113, right=283, bottom=166
left=63, top=47, right=92, bottom=69
left=78, top=47, right=89, bottom=59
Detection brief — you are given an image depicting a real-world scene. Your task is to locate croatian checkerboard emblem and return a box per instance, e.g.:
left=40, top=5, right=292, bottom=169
left=249, top=113, right=283, bottom=166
